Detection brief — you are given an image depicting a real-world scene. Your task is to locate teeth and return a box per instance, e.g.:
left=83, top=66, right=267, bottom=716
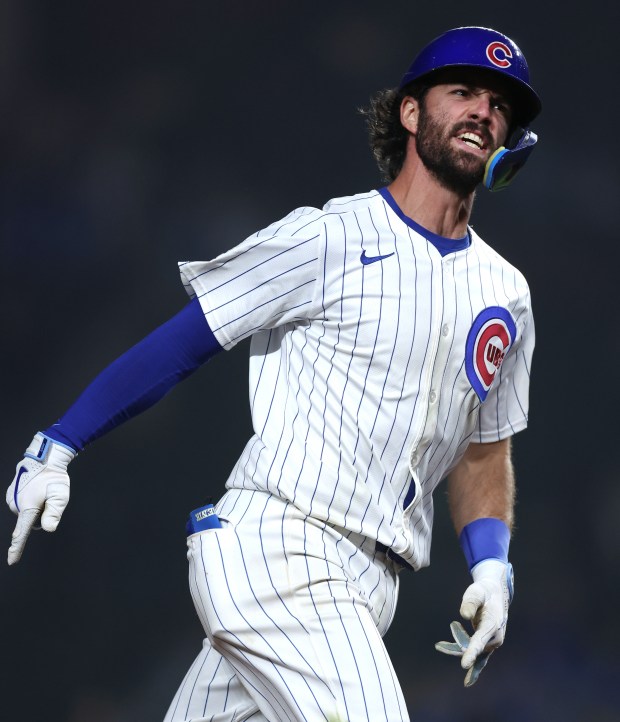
left=458, top=132, right=483, bottom=149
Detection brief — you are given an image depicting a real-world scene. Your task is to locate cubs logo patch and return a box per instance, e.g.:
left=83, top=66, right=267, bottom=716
left=486, top=41, right=513, bottom=68
left=465, top=307, right=517, bottom=401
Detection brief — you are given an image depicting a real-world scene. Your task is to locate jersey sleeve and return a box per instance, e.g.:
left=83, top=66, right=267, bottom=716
left=178, top=207, right=326, bottom=350
left=475, top=300, right=535, bottom=443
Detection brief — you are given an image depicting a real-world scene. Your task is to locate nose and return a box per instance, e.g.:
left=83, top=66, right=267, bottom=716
left=468, top=92, right=493, bottom=124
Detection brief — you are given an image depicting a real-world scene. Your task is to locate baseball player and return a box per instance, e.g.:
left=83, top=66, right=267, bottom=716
left=7, top=26, right=540, bottom=722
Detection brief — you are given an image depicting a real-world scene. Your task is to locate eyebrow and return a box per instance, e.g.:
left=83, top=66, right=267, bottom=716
left=448, top=82, right=512, bottom=108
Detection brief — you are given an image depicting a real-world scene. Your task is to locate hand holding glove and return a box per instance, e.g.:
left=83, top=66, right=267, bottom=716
left=6, top=433, right=75, bottom=565
left=435, top=559, right=514, bottom=686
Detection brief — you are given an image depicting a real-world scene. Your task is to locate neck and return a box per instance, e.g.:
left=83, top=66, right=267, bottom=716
left=387, top=156, right=476, bottom=239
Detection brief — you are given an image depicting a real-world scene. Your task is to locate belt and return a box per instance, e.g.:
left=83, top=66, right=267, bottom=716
left=376, top=541, right=414, bottom=571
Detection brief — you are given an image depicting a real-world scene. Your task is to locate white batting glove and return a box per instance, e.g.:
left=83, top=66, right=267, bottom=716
left=6, top=433, right=76, bottom=565
left=436, top=559, right=514, bottom=686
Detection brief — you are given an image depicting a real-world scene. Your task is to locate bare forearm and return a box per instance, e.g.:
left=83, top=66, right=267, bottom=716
left=447, top=438, right=515, bottom=535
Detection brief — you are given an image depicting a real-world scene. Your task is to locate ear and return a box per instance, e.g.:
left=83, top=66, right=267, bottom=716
left=400, top=96, right=420, bottom=134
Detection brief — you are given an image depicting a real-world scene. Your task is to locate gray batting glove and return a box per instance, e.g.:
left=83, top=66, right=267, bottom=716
left=6, top=433, right=76, bottom=565
left=435, top=559, right=514, bottom=687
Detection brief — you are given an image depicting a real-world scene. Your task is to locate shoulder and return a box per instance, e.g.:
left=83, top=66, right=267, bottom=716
left=321, top=189, right=382, bottom=215
left=256, top=205, right=326, bottom=240
left=259, top=189, right=383, bottom=241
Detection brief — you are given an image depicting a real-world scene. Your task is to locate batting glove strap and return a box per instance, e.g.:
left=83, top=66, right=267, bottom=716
left=24, top=433, right=76, bottom=470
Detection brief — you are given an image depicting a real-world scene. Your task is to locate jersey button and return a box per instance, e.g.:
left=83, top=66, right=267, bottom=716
left=429, top=390, right=437, bottom=404
left=442, top=324, right=450, bottom=337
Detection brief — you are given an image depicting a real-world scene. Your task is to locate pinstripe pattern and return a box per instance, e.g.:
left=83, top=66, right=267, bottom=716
left=170, top=188, right=534, bottom=721
left=178, top=189, right=534, bottom=571
left=165, top=490, right=406, bottom=722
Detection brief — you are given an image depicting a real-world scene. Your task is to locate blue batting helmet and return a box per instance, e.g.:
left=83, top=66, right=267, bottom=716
left=399, top=26, right=542, bottom=126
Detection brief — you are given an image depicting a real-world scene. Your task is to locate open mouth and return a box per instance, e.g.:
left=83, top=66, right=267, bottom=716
left=457, top=131, right=486, bottom=151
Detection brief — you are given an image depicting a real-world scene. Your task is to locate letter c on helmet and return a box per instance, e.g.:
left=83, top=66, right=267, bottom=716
left=486, top=41, right=513, bottom=68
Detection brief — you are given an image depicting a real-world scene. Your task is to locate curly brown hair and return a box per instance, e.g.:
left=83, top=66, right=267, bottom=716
left=359, top=84, right=428, bottom=183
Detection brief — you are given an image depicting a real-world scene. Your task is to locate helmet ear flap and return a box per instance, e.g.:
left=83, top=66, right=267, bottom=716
left=505, top=125, right=528, bottom=150
left=483, top=128, right=538, bottom=191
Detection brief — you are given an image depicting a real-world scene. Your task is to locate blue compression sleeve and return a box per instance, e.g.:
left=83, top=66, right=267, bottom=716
left=459, top=517, right=510, bottom=571
left=43, top=298, right=222, bottom=451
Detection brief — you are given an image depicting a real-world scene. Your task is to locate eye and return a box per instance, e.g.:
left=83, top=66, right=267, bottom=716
left=491, top=98, right=510, bottom=116
left=451, top=87, right=470, bottom=97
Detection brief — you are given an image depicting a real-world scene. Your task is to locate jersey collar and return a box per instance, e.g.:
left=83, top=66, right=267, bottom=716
left=379, top=187, right=471, bottom=257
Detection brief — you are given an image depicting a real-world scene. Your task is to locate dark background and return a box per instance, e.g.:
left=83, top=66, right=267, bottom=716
left=1, top=2, right=619, bottom=720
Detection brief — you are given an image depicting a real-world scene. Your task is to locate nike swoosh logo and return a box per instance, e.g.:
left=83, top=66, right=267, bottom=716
left=360, top=250, right=395, bottom=265
left=14, top=466, right=28, bottom=511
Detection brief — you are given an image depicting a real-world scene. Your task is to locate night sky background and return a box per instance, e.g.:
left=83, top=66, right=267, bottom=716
left=2, top=2, right=619, bottom=721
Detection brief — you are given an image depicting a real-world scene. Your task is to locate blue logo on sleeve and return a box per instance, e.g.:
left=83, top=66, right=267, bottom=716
left=465, top=306, right=517, bottom=401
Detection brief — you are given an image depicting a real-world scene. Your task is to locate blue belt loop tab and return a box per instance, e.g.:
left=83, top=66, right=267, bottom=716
left=186, top=503, right=222, bottom=536
left=459, top=517, right=510, bottom=571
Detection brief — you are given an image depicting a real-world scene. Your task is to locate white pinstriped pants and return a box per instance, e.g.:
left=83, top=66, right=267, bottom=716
left=164, top=489, right=409, bottom=722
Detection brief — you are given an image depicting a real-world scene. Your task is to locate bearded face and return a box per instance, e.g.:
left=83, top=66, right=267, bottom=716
left=414, top=95, right=502, bottom=196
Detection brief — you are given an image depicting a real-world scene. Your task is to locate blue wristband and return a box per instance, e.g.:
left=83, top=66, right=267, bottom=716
left=459, top=517, right=510, bottom=571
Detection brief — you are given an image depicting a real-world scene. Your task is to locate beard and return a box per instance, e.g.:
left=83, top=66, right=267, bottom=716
left=415, top=105, right=492, bottom=196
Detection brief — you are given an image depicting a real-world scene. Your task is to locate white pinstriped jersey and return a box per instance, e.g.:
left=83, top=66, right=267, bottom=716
left=179, top=188, right=534, bottom=571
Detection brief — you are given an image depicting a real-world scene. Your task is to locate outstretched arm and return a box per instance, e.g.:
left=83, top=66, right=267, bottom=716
left=6, top=298, right=222, bottom=564
left=44, top=298, right=222, bottom=451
